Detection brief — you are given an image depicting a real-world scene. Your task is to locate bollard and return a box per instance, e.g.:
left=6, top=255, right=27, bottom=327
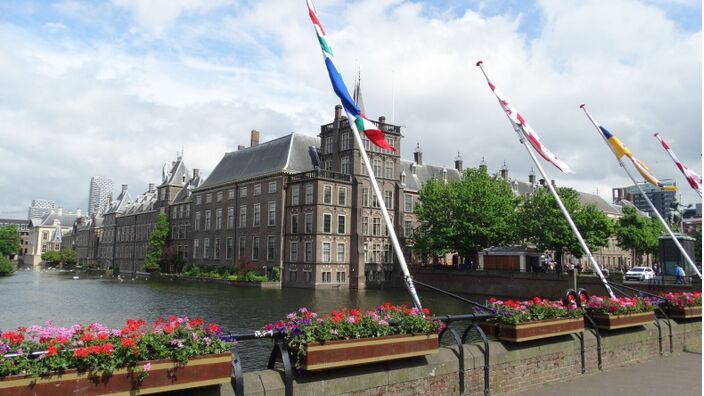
left=567, top=269, right=577, bottom=291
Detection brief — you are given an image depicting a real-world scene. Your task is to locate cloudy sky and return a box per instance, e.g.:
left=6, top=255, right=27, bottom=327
left=0, top=0, right=701, bottom=219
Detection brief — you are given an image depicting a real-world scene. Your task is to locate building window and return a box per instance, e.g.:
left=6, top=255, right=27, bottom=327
left=404, top=194, right=413, bottom=212
left=267, top=181, right=277, bottom=193
left=304, top=270, right=312, bottom=282
left=254, top=184, right=261, bottom=196
left=194, top=212, right=201, bottom=231
left=253, top=204, right=261, bottom=226
left=401, top=171, right=406, bottom=185
left=227, top=207, right=234, bottom=229
left=215, top=208, right=223, bottom=230
left=385, top=161, right=393, bottom=179
left=305, top=184, right=314, bottom=204
left=336, top=271, right=346, bottom=283
left=228, top=189, right=235, bottom=199
left=291, top=185, right=300, bottom=205
left=196, top=195, right=202, bottom=205
left=204, top=210, right=212, bottom=230
left=305, top=213, right=313, bottom=233
left=291, top=214, right=299, bottom=233
left=322, top=242, right=331, bottom=263
left=214, top=238, right=220, bottom=259
left=217, top=191, right=223, bottom=202
left=240, top=186, right=248, bottom=197
left=239, top=206, right=246, bottom=228
left=322, top=271, right=332, bottom=283
left=337, top=215, right=346, bottom=234
left=323, top=185, right=332, bottom=204
left=239, top=237, right=246, bottom=259
left=290, top=241, right=298, bottom=262
left=334, top=154, right=348, bottom=175
left=372, top=218, right=381, bottom=236
left=338, top=187, right=347, bottom=206
left=267, top=236, right=276, bottom=260
left=203, top=238, right=210, bottom=259
left=323, top=160, right=332, bottom=171
left=324, top=137, right=333, bottom=154
left=340, top=132, right=350, bottom=150
left=384, top=191, right=393, bottom=209
left=172, top=209, right=177, bottom=219
left=362, top=188, right=369, bottom=207
left=337, top=243, right=345, bottom=263
left=268, top=201, right=276, bottom=226
left=206, top=193, right=212, bottom=203
left=323, top=213, right=332, bottom=233
left=186, top=205, right=190, bottom=217
left=404, top=221, right=413, bottom=237
left=373, top=159, right=381, bottom=177
left=193, top=239, right=199, bottom=259
left=289, top=269, right=297, bottom=282
left=252, top=237, right=260, bottom=260
left=304, top=242, right=312, bottom=262
left=226, top=238, right=233, bottom=260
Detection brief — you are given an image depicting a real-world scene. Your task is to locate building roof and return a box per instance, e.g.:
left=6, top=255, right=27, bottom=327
left=122, top=190, right=157, bottom=216
left=198, top=133, right=320, bottom=190
left=30, top=211, right=81, bottom=228
left=173, top=172, right=205, bottom=204
left=400, top=160, right=462, bottom=192
left=577, top=191, right=623, bottom=216
left=104, top=188, right=132, bottom=215
left=159, top=157, right=189, bottom=188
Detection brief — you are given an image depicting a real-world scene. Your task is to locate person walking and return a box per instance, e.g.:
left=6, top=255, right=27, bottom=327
left=675, top=265, right=686, bottom=284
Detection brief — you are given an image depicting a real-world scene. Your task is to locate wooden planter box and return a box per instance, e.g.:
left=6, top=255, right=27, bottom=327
left=668, top=306, right=702, bottom=319
left=299, top=334, right=439, bottom=371
left=590, top=311, right=655, bottom=330
left=0, top=353, right=232, bottom=396
left=476, top=320, right=499, bottom=338
left=498, top=317, right=584, bottom=342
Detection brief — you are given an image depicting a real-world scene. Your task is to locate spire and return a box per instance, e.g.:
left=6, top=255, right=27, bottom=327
left=353, top=68, right=365, bottom=114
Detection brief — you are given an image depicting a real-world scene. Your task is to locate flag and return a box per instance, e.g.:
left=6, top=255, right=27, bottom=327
left=581, top=105, right=677, bottom=192
left=654, top=132, right=701, bottom=196
left=306, top=0, right=395, bottom=152
left=476, top=61, right=573, bottom=173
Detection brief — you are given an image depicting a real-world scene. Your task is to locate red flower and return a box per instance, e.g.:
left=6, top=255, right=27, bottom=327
left=47, top=346, right=58, bottom=357
left=422, top=308, right=430, bottom=315
left=121, top=338, right=136, bottom=348
left=81, top=333, right=94, bottom=342
left=96, top=333, right=108, bottom=340
left=188, top=318, right=204, bottom=327
left=100, top=343, right=114, bottom=355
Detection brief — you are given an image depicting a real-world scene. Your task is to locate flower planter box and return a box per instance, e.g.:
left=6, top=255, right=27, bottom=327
left=497, top=317, right=584, bottom=342
left=590, top=311, right=655, bottom=330
left=668, top=306, right=702, bottom=319
left=0, top=353, right=232, bottom=396
left=476, top=320, right=499, bottom=338
left=298, top=334, right=439, bottom=371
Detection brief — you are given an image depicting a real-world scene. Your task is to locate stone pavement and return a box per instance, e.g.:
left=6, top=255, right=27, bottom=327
left=516, top=351, right=702, bottom=396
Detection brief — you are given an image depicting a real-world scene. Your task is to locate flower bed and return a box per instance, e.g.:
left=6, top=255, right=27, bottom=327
left=586, top=296, right=656, bottom=329
left=0, top=317, right=233, bottom=395
left=659, top=292, right=702, bottom=319
left=485, top=297, right=584, bottom=342
left=261, top=304, right=441, bottom=370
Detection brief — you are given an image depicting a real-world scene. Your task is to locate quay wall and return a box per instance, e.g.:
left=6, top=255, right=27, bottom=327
left=410, top=269, right=701, bottom=300
left=185, top=320, right=701, bottom=396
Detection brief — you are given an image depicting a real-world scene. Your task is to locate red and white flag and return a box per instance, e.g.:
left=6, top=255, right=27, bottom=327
left=654, top=132, right=702, bottom=197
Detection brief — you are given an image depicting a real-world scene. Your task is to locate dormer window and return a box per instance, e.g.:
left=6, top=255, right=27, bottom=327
left=182, top=175, right=186, bottom=183
left=411, top=164, right=417, bottom=175
left=400, top=170, right=406, bottom=186
left=442, top=168, right=448, bottom=182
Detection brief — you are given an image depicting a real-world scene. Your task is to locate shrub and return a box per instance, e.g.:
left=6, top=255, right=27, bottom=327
left=0, top=256, right=14, bottom=276
left=244, top=271, right=268, bottom=283
left=226, top=275, right=239, bottom=281
left=184, top=265, right=201, bottom=277
left=217, top=266, right=229, bottom=276
left=271, top=267, right=281, bottom=281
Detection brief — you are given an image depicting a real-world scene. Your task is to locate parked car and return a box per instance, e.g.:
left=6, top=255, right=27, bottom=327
left=625, top=266, right=655, bottom=281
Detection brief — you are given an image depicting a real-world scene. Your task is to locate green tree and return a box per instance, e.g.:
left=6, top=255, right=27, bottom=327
left=0, top=225, right=21, bottom=257
left=41, top=250, right=62, bottom=265
left=144, top=213, right=170, bottom=273
left=518, top=187, right=613, bottom=264
left=615, top=205, right=663, bottom=264
left=413, top=167, right=519, bottom=262
left=0, top=256, right=14, bottom=276
left=61, top=248, right=77, bottom=266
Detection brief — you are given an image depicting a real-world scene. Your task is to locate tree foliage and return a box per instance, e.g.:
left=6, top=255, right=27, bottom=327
left=518, top=187, right=614, bottom=261
left=61, top=248, right=77, bottom=266
left=41, top=250, right=62, bottom=265
left=144, top=213, right=170, bottom=273
left=0, top=256, right=14, bottom=276
left=615, top=205, right=663, bottom=261
left=0, top=225, right=20, bottom=257
left=412, top=167, right=519, bottom=260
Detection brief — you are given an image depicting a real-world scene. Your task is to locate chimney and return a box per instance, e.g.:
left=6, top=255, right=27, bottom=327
left=539, top=179, right=546, bottom=186
left=528, top=168, right=536, bottom=185
left=238, top=144, right=245, bottom=151
left=454, top=152, right=463, bottom=172
left=58, top=207, right=63, bottom=216
left=378, top=115, right=386, bottom=125
left=76, top=208, right=81, bottom=217
left=551, top=179, right=556, bottom=187
left=122, top=184, right=128, bottom=192
left=193, top=169, right=200, bottom=179
left=413, top=143, right=423, bottom=165
left=479, top=157, right=487, bottom=172
left=148, top=183, right=155, bottom=193
left=500, top=161, right=508, bottom=180
left=250, top=129, right=260, bottom=147
left=334, top=105, right=342, bottom=121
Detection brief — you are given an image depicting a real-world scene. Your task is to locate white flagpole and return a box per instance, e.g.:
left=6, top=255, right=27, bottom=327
left=347, top=118, right=423, bottom=309
left=581, top=105, right=702, bottom=279
left=476, top=61, right=616, bottom=298
left=654, top=132, right=702, bottom=198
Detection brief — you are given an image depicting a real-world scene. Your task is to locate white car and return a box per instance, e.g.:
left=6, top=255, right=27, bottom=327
left=625, top=266, right=655, bottom=281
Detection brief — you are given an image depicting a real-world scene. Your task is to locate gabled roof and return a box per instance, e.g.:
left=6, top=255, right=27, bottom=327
left=122, top=190, right=157, bottom=216
left=400, top=160, right=462, bottom=192
left=577, top=191, right=623, bottom=216
left=32, top=212, right=81, bottom=228
left=105, top=188, right=132, bottom=215
left=173, top=173, right=205, bottom=204
left=198, top=133, right=320, bottom=190
left=159, top=157, right=189, bottom=188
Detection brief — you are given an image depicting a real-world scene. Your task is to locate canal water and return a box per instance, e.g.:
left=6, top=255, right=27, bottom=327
left=0, top=270, right=488, bottom=370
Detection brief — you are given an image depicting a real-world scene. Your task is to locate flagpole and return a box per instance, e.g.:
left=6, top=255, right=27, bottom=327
left=654, top=132, right=702, bottom=198
left=476, top=61, right=616, bottom=299
left=347, top=118, right=423, bottom=310
left=580, top=105, right=702, bottom=279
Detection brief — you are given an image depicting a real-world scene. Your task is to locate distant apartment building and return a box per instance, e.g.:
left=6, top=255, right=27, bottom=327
left=28, top=199, right=56, bottom=220
left=0, top=218, right=31, bottom=258
left=612, top=180, right=677, bottom=219
left=88, top=176, right=113, bottom=216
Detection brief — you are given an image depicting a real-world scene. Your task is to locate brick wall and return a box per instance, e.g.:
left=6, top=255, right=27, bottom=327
left=182, top=319, right=701, bottom=396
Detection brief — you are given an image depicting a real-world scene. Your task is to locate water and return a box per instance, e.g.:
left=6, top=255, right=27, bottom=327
left=0, top=270, right=487, bottom=370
